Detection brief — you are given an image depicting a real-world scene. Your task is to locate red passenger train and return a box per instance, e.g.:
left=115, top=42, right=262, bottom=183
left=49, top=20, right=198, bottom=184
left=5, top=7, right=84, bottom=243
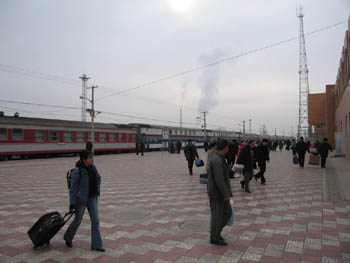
left=0, top=115, right=136, bottom=160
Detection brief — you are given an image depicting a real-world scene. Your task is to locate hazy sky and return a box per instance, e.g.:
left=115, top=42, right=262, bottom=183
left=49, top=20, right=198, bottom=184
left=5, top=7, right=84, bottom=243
left=1, top=0, right=349, bottom=136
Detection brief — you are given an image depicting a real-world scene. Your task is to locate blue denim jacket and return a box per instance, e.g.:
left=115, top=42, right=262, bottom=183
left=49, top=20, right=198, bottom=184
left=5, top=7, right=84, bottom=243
left=69, top=165, right=101, bottom=206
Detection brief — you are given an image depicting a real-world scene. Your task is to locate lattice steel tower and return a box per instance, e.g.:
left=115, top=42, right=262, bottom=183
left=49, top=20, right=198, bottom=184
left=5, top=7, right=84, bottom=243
left=297, top=7, right=310, bottom=139
left=79, top=74, right=89, bottom=122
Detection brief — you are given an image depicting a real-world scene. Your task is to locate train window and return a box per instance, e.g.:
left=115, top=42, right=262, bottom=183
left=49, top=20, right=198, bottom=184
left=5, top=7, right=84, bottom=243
left=100, top=133, right=106, bottom=142
left=0, top=128, right=7, bottom=140
left=132, top=134, right=135, bottom=141
left=35, top=131, right=44, bottom=142
left=109, top=133, right=115, bottom=142
left=77, top=132, right=85, bottom=142
left=118, top=134, right=123, bottom=142
left=184, top=131, right=187, bottom=135
left=63, top=132, right=73, bottom=142
left=12, top=128, right=23, bottom=140
left=49, top=131, right=59, bottom=142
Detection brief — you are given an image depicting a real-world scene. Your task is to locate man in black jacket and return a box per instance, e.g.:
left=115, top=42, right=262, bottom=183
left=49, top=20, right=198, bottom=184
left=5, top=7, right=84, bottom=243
left=318, top=138, right=332, bottom=168
left=184, top=139, right=199, bottom=175
left=225, top=140, right=238, bottom=168
left=296, top=137, right=310, bottom=168
left=254, top=139, right=270, bottom=185
left=207, top=139, right=232, bottom=246
left=237, top=140, right=256, bottom=193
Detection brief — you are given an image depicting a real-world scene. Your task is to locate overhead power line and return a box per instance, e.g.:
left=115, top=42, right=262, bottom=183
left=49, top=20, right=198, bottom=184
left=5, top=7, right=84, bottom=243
left=0, top=99, right=239, bottom=131
left=95, top=20, right=346, bottom=101
left=0, top=64, right=80, bottom=86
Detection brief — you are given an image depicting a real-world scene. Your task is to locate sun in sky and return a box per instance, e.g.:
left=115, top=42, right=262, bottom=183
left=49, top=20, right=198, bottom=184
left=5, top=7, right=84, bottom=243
left=168, top=0, right=194, bottom=13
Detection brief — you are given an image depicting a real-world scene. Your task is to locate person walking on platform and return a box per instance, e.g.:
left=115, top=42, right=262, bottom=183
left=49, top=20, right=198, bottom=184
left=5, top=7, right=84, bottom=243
left=237, top=140, right=256, bottom=193
left=184, top=139, right=199, bottom=175
left=296, top=137, right=310, bottom=168
left=278, top=141, right=283, bottom=152
left=254, top=139, right=270, bottom=185
left=204, top=141, right=209, bottom=152
left=318, top=138, right=332, bottom=168
left=64, top=150, right=105, bottom=252
left=207, top=139, right=232, bottom=246
left=135, top=142, right=139, bottom=155
left=140, top=140, right=145, bottom=156
left=291, top=139, right=297, bottom=155
left=176, top=140, right=182, bottom=154
left=225, top=140, right=237, bottom=168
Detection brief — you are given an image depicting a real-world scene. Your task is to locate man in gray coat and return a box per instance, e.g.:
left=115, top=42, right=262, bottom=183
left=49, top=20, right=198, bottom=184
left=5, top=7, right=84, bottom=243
left=207, top=139, right=232, bottom=246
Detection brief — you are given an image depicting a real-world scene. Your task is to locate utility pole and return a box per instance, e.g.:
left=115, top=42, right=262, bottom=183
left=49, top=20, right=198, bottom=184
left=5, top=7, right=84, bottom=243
left=180, top=109, right=182, bottom=128
left=263, top=125, right=266, bottom=136
left=242, top=120, right=246, bottom=135
left=249, top=119, right=252, bottom=134
left=202, top=111, right=207, bottom=142
left=79, top=74, right=89, bottom=122
left=275, top=128, right=277, bottom=137
left=87, top=86, right=98, bottom=147
left=297, top=6, right=310, bottom=138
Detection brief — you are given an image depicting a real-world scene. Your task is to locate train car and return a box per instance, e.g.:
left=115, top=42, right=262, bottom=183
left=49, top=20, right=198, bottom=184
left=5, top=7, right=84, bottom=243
left=0, top=115, right=136, bottom=160
left=129, top=123, right=242, bottom=150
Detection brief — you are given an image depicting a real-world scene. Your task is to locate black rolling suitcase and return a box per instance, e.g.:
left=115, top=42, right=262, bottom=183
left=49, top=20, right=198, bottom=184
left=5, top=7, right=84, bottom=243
left=27, top=211, right=73, bottom=250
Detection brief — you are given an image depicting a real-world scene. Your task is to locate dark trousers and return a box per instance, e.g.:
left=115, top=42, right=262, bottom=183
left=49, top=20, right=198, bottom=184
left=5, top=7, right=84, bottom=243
left=321, top=156, right=327, bottom=168
left=240, top=171, right=253, bottom=191
left=255, top=161, right=266, bottom=183
left=209, top=198, right=232, bottom=240
left=187, top=159, right=194, bottom=175
left=298, top=153, right=305, bottom=168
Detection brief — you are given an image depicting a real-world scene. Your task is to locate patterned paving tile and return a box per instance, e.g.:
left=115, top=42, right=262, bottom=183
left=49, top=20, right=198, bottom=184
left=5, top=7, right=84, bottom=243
left=0, top=150, right=349, bottom=262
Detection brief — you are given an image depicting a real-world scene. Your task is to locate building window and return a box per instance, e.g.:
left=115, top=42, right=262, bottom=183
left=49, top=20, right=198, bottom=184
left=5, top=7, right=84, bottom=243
left=63, top=132, right=73, bottom=142
left=109, top=133, right=115, bottom=142
left=77, top=132, right=85, bottom=142
left=0, top=128, right=8, bottom=140
left=100, top=133, right=106, bottom=142
left=49, top=131, right=59, bottom=142
left=12, top=128, right=23, bottom=140
left=35, top=131, right=44, bottom=142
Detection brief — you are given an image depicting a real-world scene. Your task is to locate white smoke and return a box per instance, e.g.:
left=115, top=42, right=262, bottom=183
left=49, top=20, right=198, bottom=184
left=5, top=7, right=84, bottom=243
left=198, top=50, right=225, bottom=114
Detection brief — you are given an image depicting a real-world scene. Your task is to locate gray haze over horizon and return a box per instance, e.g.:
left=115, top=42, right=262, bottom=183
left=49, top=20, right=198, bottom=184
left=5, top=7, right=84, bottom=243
left=1, top=0, right=349, bottom=136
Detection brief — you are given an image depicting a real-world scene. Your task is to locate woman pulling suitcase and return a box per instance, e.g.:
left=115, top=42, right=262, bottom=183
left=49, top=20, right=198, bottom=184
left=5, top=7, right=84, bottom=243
left=64, top=150, right=105, bottom=252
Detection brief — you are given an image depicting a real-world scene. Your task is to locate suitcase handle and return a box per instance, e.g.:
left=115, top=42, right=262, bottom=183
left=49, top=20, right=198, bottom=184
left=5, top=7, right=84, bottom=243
left=63, top=211, right=74, bottom=224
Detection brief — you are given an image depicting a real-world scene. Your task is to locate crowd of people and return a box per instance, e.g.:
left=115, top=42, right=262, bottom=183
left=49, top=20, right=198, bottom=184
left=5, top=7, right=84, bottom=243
left=199, top=136, right=333, bottom=246
left=62, top=136, right=333, bottom=251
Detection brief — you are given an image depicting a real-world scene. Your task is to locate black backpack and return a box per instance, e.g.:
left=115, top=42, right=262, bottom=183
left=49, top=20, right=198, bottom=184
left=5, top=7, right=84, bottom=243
left=66, top=168, right=81, bottom=189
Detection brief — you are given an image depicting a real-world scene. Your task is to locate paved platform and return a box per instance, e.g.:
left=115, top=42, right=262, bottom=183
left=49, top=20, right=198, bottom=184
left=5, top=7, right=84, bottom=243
left=0, top=149, right=350, bottom=263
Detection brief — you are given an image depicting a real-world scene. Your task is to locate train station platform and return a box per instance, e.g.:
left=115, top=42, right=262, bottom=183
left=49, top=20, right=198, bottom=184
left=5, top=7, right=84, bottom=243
left=0, top=149, right=349, bottom=263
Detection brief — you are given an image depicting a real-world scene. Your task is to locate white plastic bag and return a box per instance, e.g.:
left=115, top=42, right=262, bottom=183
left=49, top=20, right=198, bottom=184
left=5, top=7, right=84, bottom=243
left=227, top=200, right=235, bottom=226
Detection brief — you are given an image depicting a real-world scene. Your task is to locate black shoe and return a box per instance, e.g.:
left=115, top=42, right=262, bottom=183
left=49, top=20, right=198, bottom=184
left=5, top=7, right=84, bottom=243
left=245, top=189, right=251, bottom=193
left=190, top=172, right=193, bottom=176
left=92, top=248, right=105, bottom=252
left=240, top=181, right=244, bottom=189
left=65, top=241, right=73, bottom=248
left=210, top=238, right=227, bottom=246
left=261, top=182, right=266, bottom=185
left=254, top=175, right=258, bottom=181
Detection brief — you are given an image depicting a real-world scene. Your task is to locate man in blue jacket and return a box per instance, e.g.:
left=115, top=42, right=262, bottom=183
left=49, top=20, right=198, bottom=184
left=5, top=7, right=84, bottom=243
left=63, top=150, right=105, bottom=252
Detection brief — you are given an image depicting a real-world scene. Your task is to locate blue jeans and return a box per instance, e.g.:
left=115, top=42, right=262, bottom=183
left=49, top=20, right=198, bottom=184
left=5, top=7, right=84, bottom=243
left=64, top=196, right=102, bottom=249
